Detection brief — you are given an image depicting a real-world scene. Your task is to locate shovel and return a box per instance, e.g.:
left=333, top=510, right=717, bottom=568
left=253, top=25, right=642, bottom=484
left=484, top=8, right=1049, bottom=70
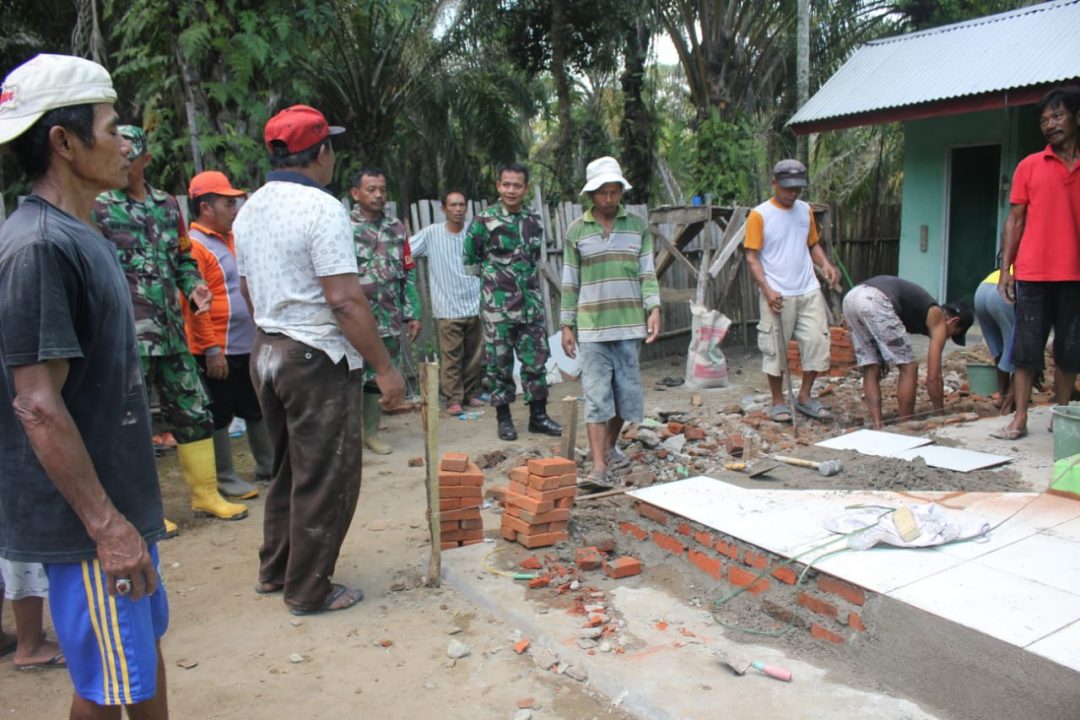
left=717, top=651, right=792, bottom=682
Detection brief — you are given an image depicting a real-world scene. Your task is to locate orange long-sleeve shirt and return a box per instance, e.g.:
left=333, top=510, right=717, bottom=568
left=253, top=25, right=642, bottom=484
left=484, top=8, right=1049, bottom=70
left=182, top=222, right=256, bottom=356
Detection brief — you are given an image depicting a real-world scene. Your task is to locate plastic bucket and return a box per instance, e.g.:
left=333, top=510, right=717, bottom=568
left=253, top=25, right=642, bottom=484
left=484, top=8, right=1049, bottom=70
left=1052, top=405, right=1080, bottom=461
left=966, top=363, right=998, bottom=396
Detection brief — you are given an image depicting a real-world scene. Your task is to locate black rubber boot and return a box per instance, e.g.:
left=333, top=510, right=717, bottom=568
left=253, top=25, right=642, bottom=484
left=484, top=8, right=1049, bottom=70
left=495, top=404, right=518, bottom=441
left=528, top=401, right=563, bottom=436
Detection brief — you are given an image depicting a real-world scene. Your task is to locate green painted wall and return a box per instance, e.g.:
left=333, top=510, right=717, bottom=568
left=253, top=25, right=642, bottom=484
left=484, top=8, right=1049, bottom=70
left=898, top=108, right=1034, bottom=299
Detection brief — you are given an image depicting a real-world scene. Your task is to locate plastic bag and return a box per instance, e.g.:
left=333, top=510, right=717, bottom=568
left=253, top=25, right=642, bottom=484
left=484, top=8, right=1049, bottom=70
left=684, top=303, right=731, bottom=389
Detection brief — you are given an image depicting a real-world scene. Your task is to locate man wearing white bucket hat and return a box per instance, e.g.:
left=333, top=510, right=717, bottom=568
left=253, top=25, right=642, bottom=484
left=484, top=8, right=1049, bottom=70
left=0, top=54, right=170, bottom=718
left=560, top=157, right=660, bottom=489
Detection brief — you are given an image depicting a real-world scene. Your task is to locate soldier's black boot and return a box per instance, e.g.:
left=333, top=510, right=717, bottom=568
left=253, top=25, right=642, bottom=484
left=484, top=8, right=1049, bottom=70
left=528, top=400, right=563, bottom=436
left=496, top=403, right=518, bottom=441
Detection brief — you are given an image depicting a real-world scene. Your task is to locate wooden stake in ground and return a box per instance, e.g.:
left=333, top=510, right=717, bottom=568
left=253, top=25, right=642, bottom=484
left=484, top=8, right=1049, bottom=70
left=420, top=362, right=441, bottom=587
left=561, top=395, right=579, bottom=461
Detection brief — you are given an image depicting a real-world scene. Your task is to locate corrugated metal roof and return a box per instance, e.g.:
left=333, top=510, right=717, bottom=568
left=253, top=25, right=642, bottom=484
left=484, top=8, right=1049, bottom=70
left=789, top=0, right=1080, bottom=127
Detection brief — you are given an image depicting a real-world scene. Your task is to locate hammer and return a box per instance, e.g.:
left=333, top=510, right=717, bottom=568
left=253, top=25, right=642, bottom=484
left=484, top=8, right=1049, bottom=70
left=773, top=455, right=843, bottom=477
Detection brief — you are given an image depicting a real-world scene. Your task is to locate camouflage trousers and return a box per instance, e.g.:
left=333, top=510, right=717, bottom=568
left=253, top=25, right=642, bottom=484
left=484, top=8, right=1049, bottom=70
left=141, top=352, right=214, bottom=444
left=483, top=318, right=549, bottom=406
left=362, top=334, right=405, bottom=389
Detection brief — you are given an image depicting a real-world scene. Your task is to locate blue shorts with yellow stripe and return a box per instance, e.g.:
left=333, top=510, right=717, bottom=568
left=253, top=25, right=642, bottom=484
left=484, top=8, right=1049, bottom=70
left=45, top=545, right=169, bottom=706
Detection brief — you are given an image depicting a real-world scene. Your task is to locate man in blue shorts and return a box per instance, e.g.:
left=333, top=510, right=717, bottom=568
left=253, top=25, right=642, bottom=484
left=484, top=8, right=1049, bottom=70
left=0, top=54, right=169, bottom=718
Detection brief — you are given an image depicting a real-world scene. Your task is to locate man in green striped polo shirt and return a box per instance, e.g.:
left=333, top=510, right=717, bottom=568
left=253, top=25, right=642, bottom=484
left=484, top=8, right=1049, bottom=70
left=560, top=157, right=661, bottom=489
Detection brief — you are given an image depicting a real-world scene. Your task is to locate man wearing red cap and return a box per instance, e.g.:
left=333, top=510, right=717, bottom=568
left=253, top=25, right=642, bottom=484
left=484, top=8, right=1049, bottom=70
left=182, top=171, right=274, bottom=501
left=0, top=53, right=170, bottom=719
left=234, top=105, right=404, bottom=615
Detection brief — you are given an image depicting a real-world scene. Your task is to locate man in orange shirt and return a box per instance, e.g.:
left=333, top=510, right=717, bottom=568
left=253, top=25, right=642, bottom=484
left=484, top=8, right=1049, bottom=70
left=183, top=171, right=273, bottom=500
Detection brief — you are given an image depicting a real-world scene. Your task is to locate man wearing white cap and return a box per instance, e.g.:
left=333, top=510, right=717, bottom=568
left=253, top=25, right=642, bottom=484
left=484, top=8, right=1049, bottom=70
left=560, top=157, right=660, bottom=489
left=0, top=54, right=170, bottom=718
left=744, top=159, right=840, bottom=423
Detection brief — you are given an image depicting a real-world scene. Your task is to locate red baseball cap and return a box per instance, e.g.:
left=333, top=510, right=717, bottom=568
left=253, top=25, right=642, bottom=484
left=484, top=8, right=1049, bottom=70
left=264, top=104, right=344, bottom=154
left=188, top=170, right=246, bottom=198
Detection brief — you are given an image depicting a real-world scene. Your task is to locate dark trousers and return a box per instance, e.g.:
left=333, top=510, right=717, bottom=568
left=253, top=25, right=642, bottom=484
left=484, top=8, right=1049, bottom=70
left=250, top=331, right=364, bottom=611
left=436, top=317, right=485, bottom=404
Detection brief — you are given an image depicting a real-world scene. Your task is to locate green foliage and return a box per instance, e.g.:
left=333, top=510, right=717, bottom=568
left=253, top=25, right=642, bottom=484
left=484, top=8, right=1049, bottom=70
left=688, top=111, right=760, bottom=206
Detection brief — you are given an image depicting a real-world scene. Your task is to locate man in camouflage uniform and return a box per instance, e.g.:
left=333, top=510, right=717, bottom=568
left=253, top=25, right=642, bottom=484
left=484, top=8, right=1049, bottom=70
left=350, top=167, right=420, bottom=455
left=93, top=125, right=248, bottom=525
left=463, top=162, right=563, bottom=441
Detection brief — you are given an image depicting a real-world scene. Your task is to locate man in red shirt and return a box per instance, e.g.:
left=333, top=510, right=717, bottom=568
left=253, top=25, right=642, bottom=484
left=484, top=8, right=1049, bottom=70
left=994, top=86, right=1080, bottom=440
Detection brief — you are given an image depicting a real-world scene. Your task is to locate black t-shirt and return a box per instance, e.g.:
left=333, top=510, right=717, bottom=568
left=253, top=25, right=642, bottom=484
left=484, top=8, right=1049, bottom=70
left=0, top=196, right=164, bottom=563
left=863, top=275, right=937, bottom=336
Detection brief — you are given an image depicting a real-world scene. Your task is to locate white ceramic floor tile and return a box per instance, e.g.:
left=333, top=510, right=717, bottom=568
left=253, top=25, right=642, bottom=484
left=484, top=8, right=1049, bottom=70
left=1027, top=619, right=1080, bottom=671
left=891, top=445, right=1012, bottom=472
left=816, top=429, right=932, bottom=456
left=970, top=532, right=1080, bottom=595
left=808, top=545, right=965, bottom=594
left=890, top=563, right=1080, bottom=647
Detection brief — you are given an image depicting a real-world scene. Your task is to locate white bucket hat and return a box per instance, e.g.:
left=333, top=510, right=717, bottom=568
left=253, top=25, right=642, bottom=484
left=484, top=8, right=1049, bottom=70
left=580, top=156, right=632, bottom=195
left=0, top=54, right=117, bottom=146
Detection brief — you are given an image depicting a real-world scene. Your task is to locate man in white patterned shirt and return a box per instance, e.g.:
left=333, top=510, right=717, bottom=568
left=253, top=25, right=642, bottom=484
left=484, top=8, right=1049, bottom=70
left=410, top=190, right=485, bottom=415
left=234, top=104, right=404, bottom=616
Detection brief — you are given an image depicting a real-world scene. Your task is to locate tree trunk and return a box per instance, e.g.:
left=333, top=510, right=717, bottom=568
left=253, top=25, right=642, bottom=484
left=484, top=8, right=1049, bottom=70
left=550, top=0, right=575, bottom=200
left=619, top=17, right=652, bottom=204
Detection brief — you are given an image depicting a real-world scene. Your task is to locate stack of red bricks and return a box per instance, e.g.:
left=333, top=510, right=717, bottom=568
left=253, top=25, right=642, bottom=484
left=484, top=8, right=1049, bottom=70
left=439, top=452, right=485, bottom=550
left=788, top=326, right=856, bottom=377
left=500, top=457, right=577, bottom=549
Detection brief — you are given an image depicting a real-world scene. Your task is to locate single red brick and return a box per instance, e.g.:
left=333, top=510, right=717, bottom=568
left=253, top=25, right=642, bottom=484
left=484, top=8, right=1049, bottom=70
left=459, top=528, right=484, bottom=541
left=502, top=514, right=531, bottom=535
left=556, top=472, right=578, bottom=487
left=525, top=484, right=577, bottom=502
left=440, top=452, right=469, bottom=472
left=799, top=591, right=839, bottom=618
left=688, top=549, right=723, bottom=580
left=651, top=530, right=687, bottom=556
left=438, top=471, right=462, bottom=487
left=518, top=531, right=569, bottom=549
left=508, top=480, right=528, bottom=496
left=528, top=574, right=551, bottom=589
left=527, top=522, right=550, bottom=534
left=527, top=457, right=576, bottom=476
left=440, top=529, right=462, bottom=542
left=504, top=492, right=555, bottom=515
left=684, top=426, right=706, bottom=441
left=509, top=466, right=529, bottom=484
left=456, top=462, right=485, bottom=487
left=500, top=525, right=517, bottom=542
left=675, top=522, right=692, bottom=537
left=439, top=497, right=460, bottom=511
left=727, top=566, right=769, bottom=594
left=442, top=485, right=483, bottom=498
left=743, top=550, right=767, bottom=569
left=576, top=547, right=602, bottom=571
left=811, top=623, right=845, bottom=644
left=440, top=519, right=460, bottom=532
left=635, top=502, right=670, bottom=526
left=619, top=521, right=648, bottom=541
left=693, top=530, right=715, bottom=548
left=725, top=433, right=745, bottom=457
left=554, top=496, right=574, bottom=509
left=848, top=612, right=866, bottom=632
left=442, top=507, right=481, bottom=522
left=459, top=519, right=484, bottom=531
left=604, top=556, right=643, bottom=578
left=817, top=575, right=866, bottom=606
left=520, top=508, right=570, bottom=525
left=771, top=566, right=798, bottom=585
left=547, top=521, right=568, bottom=533
left=513, top=638, right=530, bottom=654
left=527, top=473, right=563, bottom=491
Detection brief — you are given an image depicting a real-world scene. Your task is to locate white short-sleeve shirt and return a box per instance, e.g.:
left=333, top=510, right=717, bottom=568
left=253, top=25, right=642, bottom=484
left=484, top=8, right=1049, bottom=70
left=234, top=178, right=363, bottom=369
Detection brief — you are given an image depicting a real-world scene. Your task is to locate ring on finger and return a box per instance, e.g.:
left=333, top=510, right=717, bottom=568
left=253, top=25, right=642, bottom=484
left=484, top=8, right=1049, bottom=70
left=115, top=577, right=133, bottom=596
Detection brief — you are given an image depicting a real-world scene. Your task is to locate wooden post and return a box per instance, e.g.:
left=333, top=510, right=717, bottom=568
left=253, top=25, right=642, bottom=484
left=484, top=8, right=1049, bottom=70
left=560, top=396, right=579, bottom=461
left=421, top=362, right=441, bottom=587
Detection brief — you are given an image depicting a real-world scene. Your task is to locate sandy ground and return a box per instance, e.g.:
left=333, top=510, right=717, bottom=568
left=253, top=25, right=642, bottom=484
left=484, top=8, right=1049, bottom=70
left=0, top=342, right=1062, bottom=718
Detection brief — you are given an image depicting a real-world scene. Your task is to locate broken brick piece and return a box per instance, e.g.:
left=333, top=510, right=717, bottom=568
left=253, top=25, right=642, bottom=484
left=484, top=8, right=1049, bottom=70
left=575, top=546, right=602, bottom=571
left=513, top=638, right=530, bottom=654
left=604, top=556, right=643, bottom=579
left=527, top=457, right=576, bottom=477
left=521, top=555, right=543, bottom=570
left=684, top=426, right=706, bottom=441
left=440, top=452, right=469, bottom=472
left=527, top=574, right=552, bottom=589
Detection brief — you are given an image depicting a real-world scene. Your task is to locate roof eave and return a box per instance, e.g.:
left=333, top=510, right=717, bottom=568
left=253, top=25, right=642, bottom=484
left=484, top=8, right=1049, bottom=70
left=789, top=82, right=1075, bottom=135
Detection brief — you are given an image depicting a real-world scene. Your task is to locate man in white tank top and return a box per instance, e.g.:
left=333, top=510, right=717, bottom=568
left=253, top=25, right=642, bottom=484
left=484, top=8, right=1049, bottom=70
left=744, top=159, right=840, bottom=423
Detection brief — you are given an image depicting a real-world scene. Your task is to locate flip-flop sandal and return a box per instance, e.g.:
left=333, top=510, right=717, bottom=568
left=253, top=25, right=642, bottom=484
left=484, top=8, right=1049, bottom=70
left=254, top=582, right=283, bottom=595
left=604, top=447, right=632, bottom=471
left=795, top=398, right=832, bottom=420
left=577, top=469, right=616, bottom=492
left=289, top=583, right=363, bottom=616
left=768, top=404, right=793, bottom=423
left=659, top=376, right=684, bottom=387
left=989, top=427, right=1028, bottom=440
left=15, top=653, right=66, bottom=671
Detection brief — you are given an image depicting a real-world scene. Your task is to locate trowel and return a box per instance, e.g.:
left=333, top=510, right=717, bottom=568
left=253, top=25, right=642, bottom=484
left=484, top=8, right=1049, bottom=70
left=716, top=651, right=792, bottom=681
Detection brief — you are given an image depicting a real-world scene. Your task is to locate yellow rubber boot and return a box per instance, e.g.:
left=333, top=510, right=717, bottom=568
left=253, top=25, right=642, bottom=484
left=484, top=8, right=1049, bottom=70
left=176, top=438, right=249, bottom=520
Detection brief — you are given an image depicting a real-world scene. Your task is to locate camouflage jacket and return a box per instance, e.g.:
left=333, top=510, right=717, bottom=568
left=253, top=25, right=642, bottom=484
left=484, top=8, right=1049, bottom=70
left=350, top=208, right=420, bottom=338
left=93, top=185, right=202, bottom=357
left=462, top=201, right=545, bottom=324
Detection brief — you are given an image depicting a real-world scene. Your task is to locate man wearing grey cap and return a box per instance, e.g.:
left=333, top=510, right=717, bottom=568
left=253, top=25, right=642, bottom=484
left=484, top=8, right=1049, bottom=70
left=744, top=159, right=840, bottom=423
left=0, top=53, right=170, bottom=718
